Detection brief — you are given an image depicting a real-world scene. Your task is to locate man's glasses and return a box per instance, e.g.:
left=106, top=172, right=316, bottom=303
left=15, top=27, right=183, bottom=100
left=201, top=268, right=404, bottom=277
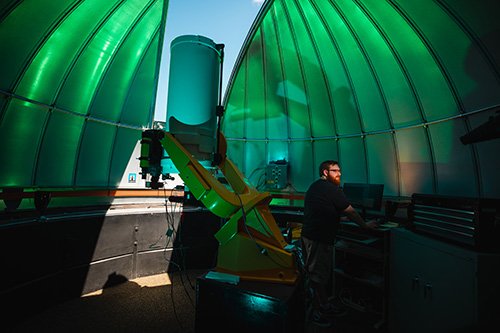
left=328, top=169, right=341, bottom=173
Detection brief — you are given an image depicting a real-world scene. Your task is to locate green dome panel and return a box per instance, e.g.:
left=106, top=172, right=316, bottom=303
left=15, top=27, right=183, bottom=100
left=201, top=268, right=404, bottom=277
left=0, top=0, right=167, bottom=191
left=1, top=0, right=500, bottom=205
left=223, top=0, right=500, bottom=198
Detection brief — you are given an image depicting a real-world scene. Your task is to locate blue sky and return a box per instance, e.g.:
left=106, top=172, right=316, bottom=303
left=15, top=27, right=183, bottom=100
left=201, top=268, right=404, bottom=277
left=154, top=0, right=265, bottom=121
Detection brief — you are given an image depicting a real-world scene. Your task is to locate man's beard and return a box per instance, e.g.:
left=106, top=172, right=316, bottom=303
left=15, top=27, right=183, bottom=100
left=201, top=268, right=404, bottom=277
left=333, top=177, right=341, bottom=185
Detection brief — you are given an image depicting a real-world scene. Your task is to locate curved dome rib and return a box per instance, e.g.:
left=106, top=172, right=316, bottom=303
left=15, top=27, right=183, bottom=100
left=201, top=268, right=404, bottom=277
left=0, top=0, right=166, bottom=190
left=223, top=0, right=500, bottom=198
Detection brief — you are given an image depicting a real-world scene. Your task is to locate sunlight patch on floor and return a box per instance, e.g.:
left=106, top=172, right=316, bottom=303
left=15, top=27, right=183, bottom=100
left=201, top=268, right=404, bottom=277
left=82, top=273, right=172, bottom=297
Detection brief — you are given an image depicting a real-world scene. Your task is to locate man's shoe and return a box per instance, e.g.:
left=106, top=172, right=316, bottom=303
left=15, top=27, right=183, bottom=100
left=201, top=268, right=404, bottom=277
left=319, top=302, right=349, bottom=318
left=311, top=311, right=333, bottom=328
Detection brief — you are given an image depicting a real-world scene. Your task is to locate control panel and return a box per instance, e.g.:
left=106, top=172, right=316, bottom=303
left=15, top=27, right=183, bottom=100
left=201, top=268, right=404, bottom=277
left=265, top=160, right=288, bottom=189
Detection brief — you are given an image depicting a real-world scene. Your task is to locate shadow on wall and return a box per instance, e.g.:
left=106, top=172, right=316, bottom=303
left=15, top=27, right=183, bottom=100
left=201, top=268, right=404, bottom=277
left=1, top=201, right=222, bottom=330
left=0, top=211, right=108, bottom=329
left=464, top=29, right=500, bottom=109
left=457, top=29, right=500, bottom=198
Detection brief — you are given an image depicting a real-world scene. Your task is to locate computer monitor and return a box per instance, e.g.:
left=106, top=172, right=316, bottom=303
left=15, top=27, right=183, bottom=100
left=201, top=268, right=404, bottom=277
left=342, top=182, right=384, bottom=216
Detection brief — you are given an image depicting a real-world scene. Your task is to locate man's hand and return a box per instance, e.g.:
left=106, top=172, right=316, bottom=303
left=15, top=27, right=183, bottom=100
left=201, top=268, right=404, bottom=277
left=365, top=219, right=379, bottom=229
left=340, top=216, right=349, bottom=222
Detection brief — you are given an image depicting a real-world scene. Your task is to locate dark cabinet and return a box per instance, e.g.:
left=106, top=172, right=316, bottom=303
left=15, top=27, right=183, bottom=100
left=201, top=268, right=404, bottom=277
left=389, top=228, right=500, bottom=333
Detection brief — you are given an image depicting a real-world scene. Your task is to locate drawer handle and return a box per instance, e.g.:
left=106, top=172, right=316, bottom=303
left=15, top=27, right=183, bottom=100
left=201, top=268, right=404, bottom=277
left=424, top=283, right=433, bottom=299
left=412, top=277, right=419, bottom=290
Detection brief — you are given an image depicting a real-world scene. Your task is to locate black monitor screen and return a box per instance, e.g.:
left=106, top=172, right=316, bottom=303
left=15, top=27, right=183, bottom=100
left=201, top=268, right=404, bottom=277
left=342, top=183, right=384, bottom=211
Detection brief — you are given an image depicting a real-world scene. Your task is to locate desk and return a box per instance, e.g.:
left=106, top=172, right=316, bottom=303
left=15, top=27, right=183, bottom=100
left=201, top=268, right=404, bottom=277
left=334, top=222, right=392, bottom=330
left=270, top=205, right=304, bottom=225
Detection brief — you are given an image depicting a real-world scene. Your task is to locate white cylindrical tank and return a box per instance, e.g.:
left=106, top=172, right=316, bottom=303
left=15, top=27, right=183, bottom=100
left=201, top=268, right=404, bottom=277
left=165, top=35, right=222, bottom=162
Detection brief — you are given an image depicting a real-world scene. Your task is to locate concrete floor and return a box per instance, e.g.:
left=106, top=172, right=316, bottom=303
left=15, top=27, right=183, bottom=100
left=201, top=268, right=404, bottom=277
left=6, top=269, right=384, bottom=333
left=6, top=270, right=202, bottom=333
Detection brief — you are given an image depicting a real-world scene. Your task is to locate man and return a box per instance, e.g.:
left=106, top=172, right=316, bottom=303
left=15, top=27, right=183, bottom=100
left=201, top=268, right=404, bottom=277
left=300, top=160, right=378, bottom=328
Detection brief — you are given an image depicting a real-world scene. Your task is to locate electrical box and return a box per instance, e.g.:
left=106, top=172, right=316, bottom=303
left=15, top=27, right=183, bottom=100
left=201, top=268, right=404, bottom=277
left=265, top=160, right=288, bottom=190
left=195, top=271, right=304, bottom=333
